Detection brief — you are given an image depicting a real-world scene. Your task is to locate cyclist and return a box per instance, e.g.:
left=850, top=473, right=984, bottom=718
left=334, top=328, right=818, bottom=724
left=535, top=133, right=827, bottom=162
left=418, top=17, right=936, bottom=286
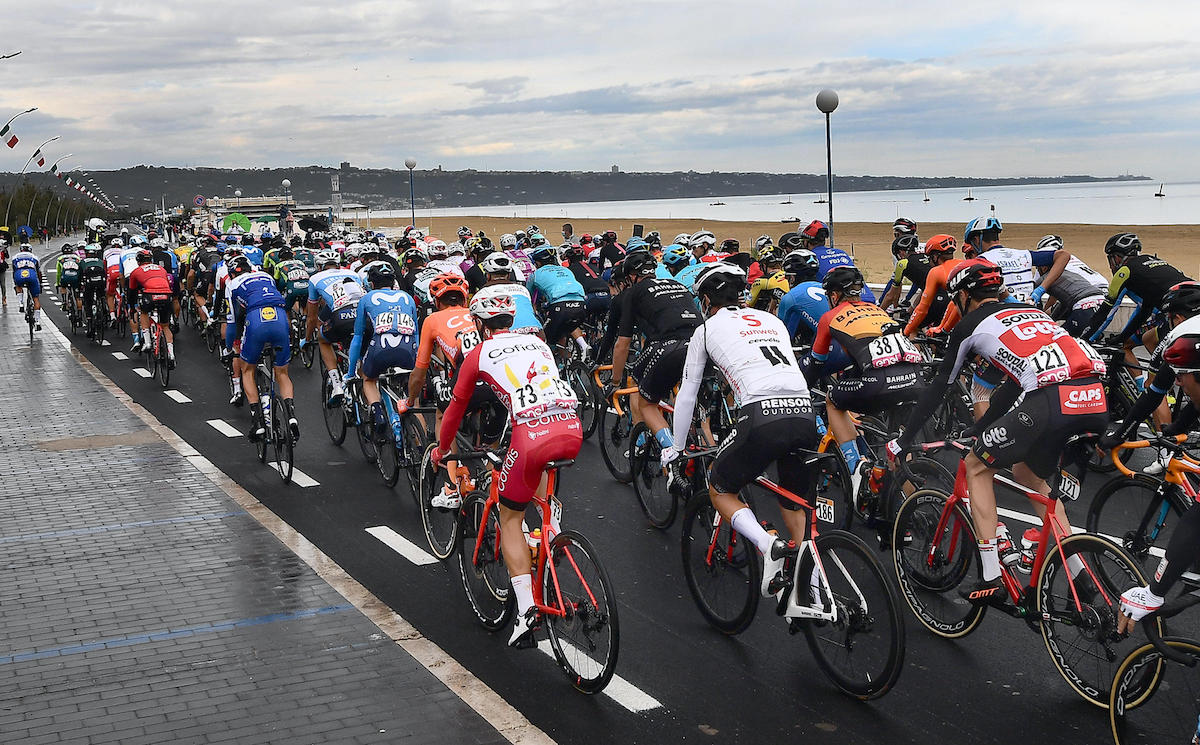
left=1031, top=235, right=1106, bottom=336
left=608, top=250, right=703, bottom=459
left=878, top=234, right=928, bottom=312
left=149, top=237, right=182, bottom=328
left=128, top=249, right=176, bottom=365
left=430, top=286, right=583, bottom=647
left=562, top=242, right=612, bottom=320
left=656, top=243, right=693, bottom=281
left=1083, top=232, right=1191, bottom=349
left=78, top=245, right=107, bottom=335
left=0, top=237, right=8, bottom=307
left=271, top=245, right=312, bottom=319
left=226, top=255, right=299, bottom=442
left=189, top=237, right=222, bottom=328
left=969, top=216, right=1069, bottom=304
left=480, top=252, right=542, bottom=336
left=746, top=247, right=788, bottom=312
left=119, top=239, right=143, bottom=344
left=808, top=266, right=925, bottom=498
left=400, top=246, right=438, bottom=310
left=54, top=243, right=83, bottom=317
left=778, top=249, right=833, bottom=348
left=902, top=234, right=963, bottom=336
left=102, top=237, right=124, bottom=319
left=11, top=243, right=42, bottom=329
left=893, top=217, right=918, bottom=243
left=688, top=230, right=719, bottom=263
left=661, top=262, right=818, bottom=600
left=345, top=264, right=419, bottom=441
left=305, top=249, right=367, bottom=405
left=889, top=259, right=1108, bottom=605
left=595, top=230, right=625, bottom=270
left=801, top=220, right=877, bottom=303
left=463, top=237, right=493, bottom=292
left=527, top=244, right=589, bottom=360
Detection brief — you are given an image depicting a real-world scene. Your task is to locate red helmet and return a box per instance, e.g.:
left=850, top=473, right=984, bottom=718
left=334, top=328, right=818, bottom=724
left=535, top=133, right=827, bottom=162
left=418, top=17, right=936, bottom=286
left=948, top=258, right=1004, bottom=295
left=802, top=220, right=829, bottom=241
left=925, top=234, right=957, bottom=256
left=1164, top=333, right=1200, bottom=373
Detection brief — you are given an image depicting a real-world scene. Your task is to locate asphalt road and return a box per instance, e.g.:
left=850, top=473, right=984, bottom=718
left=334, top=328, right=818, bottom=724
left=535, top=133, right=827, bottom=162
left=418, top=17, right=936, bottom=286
left=31, top=250, right=1192, bottom=745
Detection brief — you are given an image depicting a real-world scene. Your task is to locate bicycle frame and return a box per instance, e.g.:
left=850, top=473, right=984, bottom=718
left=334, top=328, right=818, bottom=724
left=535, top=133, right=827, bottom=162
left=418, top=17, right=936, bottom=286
left=1113, top=435, right=1200, bottom=493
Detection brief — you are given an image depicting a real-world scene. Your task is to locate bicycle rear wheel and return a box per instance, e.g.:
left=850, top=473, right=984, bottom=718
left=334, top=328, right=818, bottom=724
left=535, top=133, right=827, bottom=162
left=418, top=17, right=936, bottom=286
left=1085, top=473, right=1182, bottom=581
left=321, top=360, right=347, bottom=445
left=598, top=403, right=634, bottom=483
left=420, top=447, right=458, bottom=560
left=1036, top=533, right=1160, bottom=708
left=891, top=489, right=986, bottom=638
left=377, top=423, right=400, bottom=487
left=801, top=530, right=906, bottom=700
left=271, top=393, right=294, bottom=483
left=205, top=323, right=218, bottom=353
left=355, top=399, right=377, bottom=464
left=402, top=414, right=428, bottom=504
left=157, top=333, right=170, bottom=387
left=630, top=422, right=676, bottom=529
left=568, top=365, right=599, bottom=440
left=680, top=493, right=760, bottom=634
left=457, top=493, right=514, bottom=629
left=542, top=530, right=619, bottom=694
left=1110, top=638, right=1197, bottom=745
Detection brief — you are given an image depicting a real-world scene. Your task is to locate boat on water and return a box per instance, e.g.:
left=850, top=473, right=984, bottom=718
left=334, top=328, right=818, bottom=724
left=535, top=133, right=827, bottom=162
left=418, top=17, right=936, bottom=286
left=1155, top=183, right=1165, bottom=197
left=780, top=196, right=793, bottom=204
left=963, top=189, right=976, bottom=202
left=814, top=197, right=828, bottom=204
left=709, top=201, right=726, bottom=206
left=923, top=192, right=930, bottom=202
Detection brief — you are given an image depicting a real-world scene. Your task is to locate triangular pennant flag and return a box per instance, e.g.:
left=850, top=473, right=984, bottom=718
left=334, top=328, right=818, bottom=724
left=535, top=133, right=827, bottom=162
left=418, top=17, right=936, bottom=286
left=50, top=164, right=57, bottom=174
left=36, top=155, right=45, bottom=167
left=65, top=177, right=72, bottom=186
left=5, top=134, right=16, bottom=149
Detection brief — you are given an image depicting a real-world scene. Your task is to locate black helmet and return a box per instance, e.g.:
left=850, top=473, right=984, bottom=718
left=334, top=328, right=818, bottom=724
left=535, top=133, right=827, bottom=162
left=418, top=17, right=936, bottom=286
left=228, top=255, right=253, bottom=276
left=135, top=248, right=153, bottom=264
left=893, top=217, right=917, bottom=235
left=1161, top=281, right=1200, bottom=316
left=367, top=263, right=396, bottom=288
left=891, top=234, right=919, bottom=256
left=779, top=231, right=804, bottom=250
left=821, top=266, right=865, bottom=297
left=622, top=249, right=656, bottom=277
left=948, top=258, right=1005, bottom=295
left=782, top=249, right=819, bottom=281
left=1105, top=232, right=1142, bottom=256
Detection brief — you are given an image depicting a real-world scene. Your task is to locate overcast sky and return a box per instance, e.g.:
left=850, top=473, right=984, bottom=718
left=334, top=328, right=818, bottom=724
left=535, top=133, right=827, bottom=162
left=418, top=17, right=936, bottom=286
left=2, top=0, right=1198, bottom=179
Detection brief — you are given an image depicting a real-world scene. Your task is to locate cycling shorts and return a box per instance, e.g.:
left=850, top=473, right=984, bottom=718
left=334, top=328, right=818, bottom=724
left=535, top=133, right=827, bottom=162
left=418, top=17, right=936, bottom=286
left=13, top=267, right=40, bottom=297
left=240, top=306, right=292, bottom=367
left=1061, top=306, right=1095, bottom=338
left=709, top=397, right=819, bottom=510
left=972, top=376, right=1108, bottom=478
left=497, top=412, right=583, bottom=511
left=105, top=266, right=121, bottom=296
left=193, top=274, right=212, bottom=299
left=123, top=284, right=138, bottom=313
left=543, top=300, right=586, bottom=345
left=829, top=363, right=924, bottom=415
left=58, top=271, right=80, bottom=287
left=361, top=334, right=417, bottom=379
left=138, top=293, right=174, bottom=322
left=631, top=337, right=690, bottom=404
left=318, top=306, right=357, bottom=346
left=584, top=291, right=611, bottom=316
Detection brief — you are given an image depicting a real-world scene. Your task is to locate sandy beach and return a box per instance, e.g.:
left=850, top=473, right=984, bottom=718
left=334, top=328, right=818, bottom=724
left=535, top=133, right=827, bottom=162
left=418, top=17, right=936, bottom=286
left=365, top=216, right=1200, bottom=283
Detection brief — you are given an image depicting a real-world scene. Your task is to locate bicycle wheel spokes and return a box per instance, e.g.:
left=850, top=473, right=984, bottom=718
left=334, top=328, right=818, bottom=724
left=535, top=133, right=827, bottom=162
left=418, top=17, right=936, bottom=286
left=420, top=449, right=459, bottom=560
left=321, top=364, right=348, bottom=445
left=457, top=494, right=514, bottom=629
left=802, top=531, right=905, bottom=700
left=630, top=423, right=676, bottom=529
left=402, top=415, right=428, bottom=502
left=1086, top=474, right=1178, bottom=580
left=1110, top=639, right=1199, bottom=745
left=891, top=490, right=986, bottom=638
left=598, top=405, right=634, bottom=483
left=1037, top=533, right=1160, bottom=708
left=377, top=424, right=400, bottom=487
left=272, top=394, right=294, bottom=483
left=542, top=530, right=619, bottom=694
left=680, top=497, right=759, bottom=634
left=355, top=400, right=378, bottom=464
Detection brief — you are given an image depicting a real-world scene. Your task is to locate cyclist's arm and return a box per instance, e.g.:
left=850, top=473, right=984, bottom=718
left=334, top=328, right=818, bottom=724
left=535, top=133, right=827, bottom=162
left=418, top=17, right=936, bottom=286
left=670, top=326, right=708, bottom=449
left=437, top=346, right=482, bottom=453
left=1084, top=267, right=1132, bottom=340
left=1032, top=249, right=1068, bottom=289
left=304, top=283, right=321, bottom=339
left=898, top=321, right=976, bottom=448
left=904, top=271, right=942, bottom=335
left=408, top=320, right=438, bottom=402
left=971, top=378, right=1021, bottom=433
left=804, top=309, right=835, bottom=383
left=1148, top=501, right=1200, bottom=598
left=345, top=297, right=371, bottom=375
left=1113, top=361, right=1176, bottom=438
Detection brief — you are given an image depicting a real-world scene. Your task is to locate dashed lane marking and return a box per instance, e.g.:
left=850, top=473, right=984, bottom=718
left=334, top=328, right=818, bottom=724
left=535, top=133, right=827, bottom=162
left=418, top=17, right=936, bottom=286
left=164, top=389, right=191, bottom=403
left=111, top=352, right=128, bottom=360
left=206, top=419, right=242, bottom=438
left=268, top=463, right=319, bottom=487
left=535, top=640, right=661, bottom=712
left=132, top=367, right=151, bottom=378
left=100, top=340, right=111, bottom=346
left=365, top=526, right=438, bottom=566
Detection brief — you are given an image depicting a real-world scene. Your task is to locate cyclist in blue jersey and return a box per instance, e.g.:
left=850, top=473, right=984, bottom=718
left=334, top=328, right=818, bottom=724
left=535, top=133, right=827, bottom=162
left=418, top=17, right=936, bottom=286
left=561, top=243, right=611, bottom=319
left=345, top=264, right=419, bottom=441
left=527, top=244, right=589, bottom=359
left=777, top=249, right=828, bottom=343
left=799, top=220, right=877, bottom=303
left=305, top=249, right=367, bottom=404
left=241, top=238, right=264, bottom=268
left=10, top=243, right=43, bottom=329
left=226, top=256, right=298, bottom=442
left=481, top=251, right=542, bottom=337
left=657, top=244, right=693, bottom=281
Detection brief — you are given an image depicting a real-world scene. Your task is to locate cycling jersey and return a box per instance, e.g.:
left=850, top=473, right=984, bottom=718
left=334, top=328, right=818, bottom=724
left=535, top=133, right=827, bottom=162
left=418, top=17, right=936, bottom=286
left=890, top=254, right=934, bottom=304
left=812, top=245, right=876, bottom=303
left=415, top=307, right=477, bottom=371
left=273, top=259, right=311, bottom=301
left=347, top=288, right=419, bottom=377
left=812, top=300, right=919, bottom=373
left=778, top=281, right=831, bottom=341
left=150, top=248, right=178, bottom=277
left=227, top=270, right=290, bottom=366
left=78, top=257, right=105, bottom=284
left=427, top=258, right=466, bottom=278
left=617, top=278, right=702, bottom=342
left=408, top=266, right=442, bottom=306
left=1045, top=256, right=1106, bottom=318
left=1085, top=254, right=1191, bottom=342
left=307, top=267, right=366, bottom=312
left=747, top=270, right=789, bottom=310
left=903, top=259, right=963, bottom=335
left=527, top=264, right=585, bottom=306
left=492, top=282, right=542, bottom=334
left=241, top=245, right=264, bottom=268
left=127, top=264, right=173, bottom=296
left=671, top=262, right=707, bottom=296
left=119, top=248, right=140, bottom=277
left=978, top=245, right=1056, bottom=303
left=11, top=250, right=41, bottom=295
left=55, top=255, right=81, bottom=286
left=505, top=249, right=535, bottom=281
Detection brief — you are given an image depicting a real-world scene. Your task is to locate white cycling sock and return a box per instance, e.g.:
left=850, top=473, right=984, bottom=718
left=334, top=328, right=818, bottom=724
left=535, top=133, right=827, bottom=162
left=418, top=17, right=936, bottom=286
left=34, top=308, right=41, bottom=323
left=978, top=539, right=1002, bottom=581
left=232, top=378, right=243, bottom=393
left=167, top=342, right=175, bottom=358
left=730, top=507, right=775, bottom=555
left=510, top=573, right=534, bottom=616
left=575, top=336, right=588, bottom=352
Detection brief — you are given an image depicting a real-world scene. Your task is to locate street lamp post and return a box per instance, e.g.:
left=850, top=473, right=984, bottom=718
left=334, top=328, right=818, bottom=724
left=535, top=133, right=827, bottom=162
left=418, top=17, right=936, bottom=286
left=1, top=106, right=35, bottom=141
left=281, top=179, right=291, bottom=207
left=404, top=158, right=417, bottom=226
left=4, top=134, right=58, bottom=232
left=234, top=189, right=242, bottom=209
left=36, top=154, right=72, bottom=233
left=815, top=89, right=839, bottom=249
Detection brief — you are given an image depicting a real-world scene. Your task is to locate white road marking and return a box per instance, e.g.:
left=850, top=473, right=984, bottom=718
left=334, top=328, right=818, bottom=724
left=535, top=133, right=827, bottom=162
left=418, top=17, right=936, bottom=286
left=132, top=367, right=151, bottom=378
left=100, top=340, right=111, bottom=346
left=268, top=463, right=319, bottom=487
left=365, top=526, right=438, bottom=566
left=535, top=640, right=661, bottom=712
left=164, top=389, right=191, bottom=403
left=111, top=352, right=128, bottom=360
left=206, top=419, right=242, bottom=438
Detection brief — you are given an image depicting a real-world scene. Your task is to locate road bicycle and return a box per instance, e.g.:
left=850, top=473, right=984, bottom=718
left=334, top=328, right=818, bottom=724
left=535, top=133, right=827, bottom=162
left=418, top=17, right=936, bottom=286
left=64, top=284, right=81, bottom=335
left=373, top=367, right=432, bottom=492
left=83, top=286, right=108, bottom=344
left=449, top=448, right=619, bottom=694
left=555, top=342, right=599, bottom=440
left=141, top=296, right=173, bottom=388
left=891, top=434, right=1156, bottom=707
left=678, top=443, right=905, bottom=699
left=251, top=342, right=295, bottom=483
left=594, top=365, right=636, bottom=483
left=290, top=305, right=315, bottom=369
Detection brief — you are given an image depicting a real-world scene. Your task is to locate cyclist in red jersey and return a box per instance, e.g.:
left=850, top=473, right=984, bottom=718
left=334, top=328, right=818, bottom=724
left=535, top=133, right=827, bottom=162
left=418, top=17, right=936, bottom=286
left=431, top=285, right=583, bottom=647
left=127, top=249, right=177, bottom=364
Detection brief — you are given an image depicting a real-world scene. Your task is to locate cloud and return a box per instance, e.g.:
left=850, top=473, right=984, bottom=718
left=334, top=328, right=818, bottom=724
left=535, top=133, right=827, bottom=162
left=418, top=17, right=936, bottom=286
left=460, top=76, right=529, bottom=99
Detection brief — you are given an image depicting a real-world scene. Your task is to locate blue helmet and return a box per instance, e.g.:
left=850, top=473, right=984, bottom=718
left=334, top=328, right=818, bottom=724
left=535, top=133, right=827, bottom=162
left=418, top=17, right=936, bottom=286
left=661, top=244, right=691, bottom=267
left=529, top=244, right=557, bottom=263
left=625, top=236, right=647, bottom=252
left=963, top=216, right=1003, bottom=242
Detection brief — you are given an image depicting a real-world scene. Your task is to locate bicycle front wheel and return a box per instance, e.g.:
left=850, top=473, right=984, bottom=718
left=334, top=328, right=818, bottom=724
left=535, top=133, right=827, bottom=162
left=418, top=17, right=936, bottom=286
left=355, top=402, right=377, bottom=464
left=598, top=404, right=634, bottom=483
left=1086, top=473, right=1182, bottom=580
left=457, top=493, right=514, bottom=630
left=680, top=494, right=760, bottom=634
left=271, top=394, right=294, bottom=483
left=630, top=422, right=676, bottom=529
left=543, top=530, right=620, bottom=694
left=1037, top=533, right=1160, bottom=708
left=569, top=365, right=600, bottom=440
left=891, top=489, right=986, bottom=638
left=420, top=447, right=458, bottom=560
left=402, top=414, right=428, bottom=504
left=802, top=530, right=906, bottom=700
left=1110, top=637, right=1199, bottom=745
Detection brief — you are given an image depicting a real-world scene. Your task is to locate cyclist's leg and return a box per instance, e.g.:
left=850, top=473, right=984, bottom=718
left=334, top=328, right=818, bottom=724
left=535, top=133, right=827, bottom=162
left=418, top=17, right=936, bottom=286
left=633, top=338, right=687, bottom=448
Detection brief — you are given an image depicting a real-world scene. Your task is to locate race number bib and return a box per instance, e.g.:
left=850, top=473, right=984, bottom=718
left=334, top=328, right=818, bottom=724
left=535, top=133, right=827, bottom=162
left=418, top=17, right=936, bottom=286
left=329, top=281, right=359, bottom=311
left=457, top=329, right=481, bottom=352
left=374, top=311, right=416, bottom=336
left=868, top=333, right=922, bottom=368
left=513, top=374, right=577, bottom=418
left=1031, top=342, right=1071, bottom=385
left=287, top=268, right=308, bottom=282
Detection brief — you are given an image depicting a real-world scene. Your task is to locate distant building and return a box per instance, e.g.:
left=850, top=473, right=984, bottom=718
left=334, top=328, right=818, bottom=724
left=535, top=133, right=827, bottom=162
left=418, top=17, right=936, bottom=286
left=612, top=165, right=619, bottom=173
left=340, top=161, right=351, bottom=170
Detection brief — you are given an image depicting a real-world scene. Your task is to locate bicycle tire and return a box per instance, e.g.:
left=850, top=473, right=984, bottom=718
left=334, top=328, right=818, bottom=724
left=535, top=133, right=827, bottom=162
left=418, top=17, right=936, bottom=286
left=377, top=423, right=400, bottom=488
left=356, top=399, right=377, bottom=464
left=403, top=414, right=428, bottom=505
left=1085, top=473, right=1184, bottom=581
left=1109, top=637, right=1199, bottom=745
left=801, top=530, right=906, bottom=700
left=205, top=323, right=218, bottom=354
left=457, top=492, right=514, bottom=630
left=321, top=359, right=347, bottom=445
left=813, top=440, right=855, bottom=531
left=96, top=305, right=107, bottom=345
left=630, top=422, right=677, bottom=529
left=542, top=530, right=620, bottom=694
left=272, top=393, right=294, bottom=484
left=255, top=375, right=269, bottom=464
left=680, top=494, right=760, bottom=634
left=1036, top=533, right=1159, bottom=708
left=157, top=334, right=170, bottom=388
left=891, top=489, right=986, bottom=638
left=301, top=339, right=315, bottom=368
left=598, top=404, right=634, bottom=483
left=419, top=446, right=458, bottom=560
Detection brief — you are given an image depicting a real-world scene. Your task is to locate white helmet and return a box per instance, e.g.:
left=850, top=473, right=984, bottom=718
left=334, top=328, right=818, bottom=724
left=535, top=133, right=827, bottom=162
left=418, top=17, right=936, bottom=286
left=149, top=237, right=167, bottom=249
left=689, top=230, right=716, bottom=248
left=469, top=284, right=517, bottom=320
left=316, top=249, right=340, bottom=267
left=427, top=239, right=449, bottom=258
left=691, top=261, right=747, bottom=298
left=499, top=233, right=517, bottom=249
left=108, top=238, right=123, bottom=248
left=673, top=232, right=692, bottom=246
left=480, top=251, right=513, bottom=274
left=446, top=241, right=466, bottom=257
left=344, top=242, right=365, bottom=258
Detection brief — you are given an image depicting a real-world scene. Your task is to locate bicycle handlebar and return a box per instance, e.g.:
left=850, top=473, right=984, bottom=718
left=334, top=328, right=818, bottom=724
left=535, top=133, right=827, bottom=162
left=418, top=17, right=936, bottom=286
left=1111, top=433, right=1188, bottom=477
left=1143, top=589, right=1200, bottom=666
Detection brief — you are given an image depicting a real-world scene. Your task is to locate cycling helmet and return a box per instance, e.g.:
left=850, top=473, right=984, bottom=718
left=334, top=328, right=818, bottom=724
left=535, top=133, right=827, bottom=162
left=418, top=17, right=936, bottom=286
left=344, top=243, right=364, bottom=259
left=1160, top=281, right=1200, bottom=316
left=480, top=251, right=513, bottom=275
left=61, top=243, right=75, bottom=255
left=758, top=246, right=784, bottom=268
left=821, top=266, right=865, bottom=297
left=499, top=233, right=517, bottom=249
left=529, top=244, right=557, bottom=263
left=661, top=244, right=692, bottom=267
left=514, top=229, right=527, bottom=242
left=891, top=234, right=920, bottom=256
left=426, top=239, right=449, bottom=258
left=529, top=233, right=549, bottom=248
left=1164, top=333, right=1200, bottom=374
left=924, top=234, right=958, bottom=256
left=720, top=238, right=740, bottom=253
left=430, top=273, right=470, bottom=301
left=146, top=230, right=158, bottom=239
left=289, top=235, right=303, bottom=247
left=579, top=233, right=593, bottom=246
left=1036, top=235, right=1064, bottom=252
left=963, top=216, right=1003, bottom=242
left=622, top=249, right=657, bottom=277
left=402, top=247, right=428, bottom=267
left=625, top=236, right=647, bottom=252
left=85, top=245, right=101, bottom=259
left=755, top=235, right=773, bottom=251
left=601, top=230, right=617, bottom=242
left=947, top=258, right=1005, bottom=295
left=366, top=263, right=396, bottom=289
left=692, top=262, right=747, bottom=300
left=119, top=226, right=129, bottom=235
left=149, top=237, right=167, bottom=249
left=316, top=249, right=340, bottom=267
left=526, top=224, right=542, bottom=237
left=673, top=232, right=692, bottom=246
left=1104, top=232, right=1142, bottom=256
left=644, top=231, right=662, bottom=248
left=779, top=231, right=804, bottom=250
left=469, top=285, right=517, bottom=320
left=129, top=235, right=148, bottom=247
left=689, top=230, right=716, bottom=248
left=562, top=244, right=586, bottom=262
left=782, top=249, right=819, bottom=281
left=109, top=238, right=124, bottom=248
left=465, top=236, right=487, bottom=255
left=457, top=226, right=472, bottom=239
left=135, top=248, right=153, bottom=265
left=222, top=244, right=243, bottom=259
left=227, top=255, right=253, bottom=276
left=893, top=218, right=917, bottom=235
left=801, top=220, right=829, bottom=242
left=443, top=241, right=464, bottom=257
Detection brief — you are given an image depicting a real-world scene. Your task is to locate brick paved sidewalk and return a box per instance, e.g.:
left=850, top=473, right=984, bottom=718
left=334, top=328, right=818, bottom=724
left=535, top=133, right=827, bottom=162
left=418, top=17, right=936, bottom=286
left=0, top=303, right=513, bottom=743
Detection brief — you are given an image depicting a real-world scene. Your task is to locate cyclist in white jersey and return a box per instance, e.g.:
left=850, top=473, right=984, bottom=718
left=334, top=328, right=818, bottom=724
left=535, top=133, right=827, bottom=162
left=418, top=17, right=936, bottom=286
left=661, top=263, right=820, bottom=600
left=1029, top=235, right=1107, bottom=335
